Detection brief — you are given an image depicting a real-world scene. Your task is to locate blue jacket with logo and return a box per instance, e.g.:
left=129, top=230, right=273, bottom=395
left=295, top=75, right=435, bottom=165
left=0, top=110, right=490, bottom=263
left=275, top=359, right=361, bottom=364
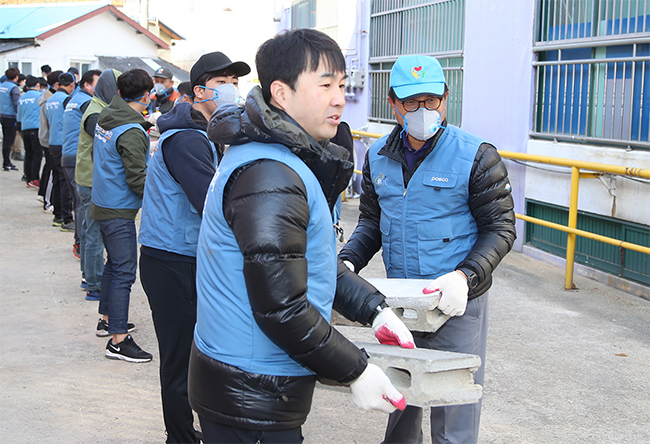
left=340, top=124, right=516, bottom=298
left=62, top=89, right=93, bottom=165
left=92, top=122, right=148, bottom=211
left=44, top=90, right=70, bottom=150
left=0, top=80, right=20, bottom=118
left=17, top=90, right=42, bottom=131
left=139, top=127, right=216, bottom=257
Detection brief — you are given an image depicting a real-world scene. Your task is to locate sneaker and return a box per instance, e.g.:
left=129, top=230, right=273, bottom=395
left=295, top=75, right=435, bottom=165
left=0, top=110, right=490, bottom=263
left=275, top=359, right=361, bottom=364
left=27, top=180, right=40, bottom=189
left=105, top=334, right=151, bottom=362
left=73, top=244, right=80, bottom=258
left=85, top=290, right=100, bottom=301
left=43, top=204, right=52, bottom=213
left=80, top=279, right=88, bottom=290
left=11, top=152, right=24, bottom=161
left=3, top=164, right=18, bottom=171
left=60, top=221, right=75, bottom=232
left=21, top=174, right=27, bottom=182
left=37, top=195, right=44, bottom=203
left=52, top=218, right=63, bottom=227
left=96, top=318, right=135, bottom=337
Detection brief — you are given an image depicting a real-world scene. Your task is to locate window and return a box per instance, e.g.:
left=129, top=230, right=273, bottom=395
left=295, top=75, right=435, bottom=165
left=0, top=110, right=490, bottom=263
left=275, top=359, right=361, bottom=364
left=69, top=61, right=93, bottom=75
left=21, top=62, right=32, bottom=76
left=291, top=0, right=338, bottom=41
left=368, top=0, right=465, bottom=125
left=533, top=0, right=649, bottom=149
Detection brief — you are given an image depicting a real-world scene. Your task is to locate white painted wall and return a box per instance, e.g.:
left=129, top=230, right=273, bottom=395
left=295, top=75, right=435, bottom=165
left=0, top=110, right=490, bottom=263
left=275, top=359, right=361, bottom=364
left=526, top=140, right=650, bottom=226
left=4, top=12, right=159, bottom=73
left=462, top=0, right=537, bottom=251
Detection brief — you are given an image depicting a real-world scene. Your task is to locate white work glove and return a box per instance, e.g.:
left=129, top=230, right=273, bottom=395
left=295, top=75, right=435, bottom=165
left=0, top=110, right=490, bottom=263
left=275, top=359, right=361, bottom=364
left=350, top=364, right=406, bottom=413
left=372, top=307, right=415, bottom=349
left=343, top=260, right=355, bottom=272
left=423, top=271, right=469, bottom=317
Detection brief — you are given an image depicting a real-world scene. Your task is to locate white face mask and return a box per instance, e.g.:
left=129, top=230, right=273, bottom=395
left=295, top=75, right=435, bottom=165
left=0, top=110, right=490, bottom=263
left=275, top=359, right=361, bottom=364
left=198, top=83, right=241, bottom=108
left=403, top=108, right=443, bottom=141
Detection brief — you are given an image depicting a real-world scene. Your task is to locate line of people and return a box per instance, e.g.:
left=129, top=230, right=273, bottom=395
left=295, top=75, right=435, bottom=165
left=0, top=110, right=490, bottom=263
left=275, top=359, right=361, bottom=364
left=2, top=26, right=516, bottom=444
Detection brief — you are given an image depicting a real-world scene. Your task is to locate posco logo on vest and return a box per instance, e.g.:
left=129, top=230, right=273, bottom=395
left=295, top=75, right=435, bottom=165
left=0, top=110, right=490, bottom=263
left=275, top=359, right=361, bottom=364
left=94, top=124, right=113, bottom=142
left=430, top=176, right=449, bottom=183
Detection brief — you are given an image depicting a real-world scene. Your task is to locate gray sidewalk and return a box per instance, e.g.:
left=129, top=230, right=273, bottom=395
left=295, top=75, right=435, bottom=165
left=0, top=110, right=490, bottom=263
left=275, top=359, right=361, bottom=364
left=1, top=166, right=649, bottom=443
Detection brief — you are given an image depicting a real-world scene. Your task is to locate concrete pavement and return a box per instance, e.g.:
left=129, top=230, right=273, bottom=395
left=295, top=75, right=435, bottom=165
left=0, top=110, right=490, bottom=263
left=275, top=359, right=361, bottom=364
left=1, top=164, right=649, bottom=443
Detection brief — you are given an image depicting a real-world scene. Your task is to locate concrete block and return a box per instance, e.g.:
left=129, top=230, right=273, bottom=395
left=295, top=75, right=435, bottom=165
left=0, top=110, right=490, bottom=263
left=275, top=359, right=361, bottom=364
left=366, top=278, right=450, bottom=332
left=318, top=342, right=482, bottom=407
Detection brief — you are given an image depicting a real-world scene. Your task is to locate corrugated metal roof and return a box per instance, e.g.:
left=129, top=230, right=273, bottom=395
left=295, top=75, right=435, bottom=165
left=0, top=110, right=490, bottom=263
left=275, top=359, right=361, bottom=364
left=97, top=56, right=190, bottom=83
left=0, top=2, right=109, bottom=39
left=0, top=40, right=35, bottom=54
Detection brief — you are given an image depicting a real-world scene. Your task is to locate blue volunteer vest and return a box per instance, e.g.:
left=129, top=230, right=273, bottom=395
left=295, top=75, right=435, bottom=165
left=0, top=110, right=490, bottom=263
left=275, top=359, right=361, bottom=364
left=369, top=125, right=483, bottom=279
left=17, top=90, right=42, bottom=130
left=139, top=128, right=217, bottom=257
left=92, top=122, right=149, bottom=210
left=62, top=89, right=92, bottom=158
left=45, top=90, right=69, bottom=146
left=194, top=142, right=337, bottom=377
left=0, top=80, right=18, bottom=117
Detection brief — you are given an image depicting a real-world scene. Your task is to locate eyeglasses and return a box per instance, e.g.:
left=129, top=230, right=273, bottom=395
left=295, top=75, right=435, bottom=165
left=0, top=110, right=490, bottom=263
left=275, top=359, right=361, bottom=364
left=401, top=96, right=443, bottom=113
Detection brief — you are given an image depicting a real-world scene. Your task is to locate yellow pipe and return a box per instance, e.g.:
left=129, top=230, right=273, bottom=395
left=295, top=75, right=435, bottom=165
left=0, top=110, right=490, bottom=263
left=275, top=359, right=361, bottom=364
left=498, top=150, right=650, bottom=178
left=517, top=214, right=650, bottom=255
left=579, top=173, right=602, bottom=179
left=565, top=167, right=580, bottom=289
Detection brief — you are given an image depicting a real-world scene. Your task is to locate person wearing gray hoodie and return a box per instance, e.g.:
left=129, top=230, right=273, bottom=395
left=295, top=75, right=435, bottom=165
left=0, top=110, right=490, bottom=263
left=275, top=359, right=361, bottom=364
left=75, top=69, right=121, bottom=303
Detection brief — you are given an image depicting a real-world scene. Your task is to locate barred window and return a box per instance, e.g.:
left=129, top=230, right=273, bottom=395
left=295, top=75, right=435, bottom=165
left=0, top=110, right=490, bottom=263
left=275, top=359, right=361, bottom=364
left=533, top=0, right=650, bottom=149
left=369, top=0, right=465, bottom=125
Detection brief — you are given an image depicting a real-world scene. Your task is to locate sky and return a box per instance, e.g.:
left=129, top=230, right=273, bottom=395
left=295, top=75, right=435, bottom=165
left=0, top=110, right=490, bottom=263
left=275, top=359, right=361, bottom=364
left=148, top=0, right=281, bottom=93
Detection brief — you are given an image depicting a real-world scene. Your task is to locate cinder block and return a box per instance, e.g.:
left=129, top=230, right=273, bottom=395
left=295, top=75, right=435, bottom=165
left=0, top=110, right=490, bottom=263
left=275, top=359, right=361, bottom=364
left=318, top=342, right=482, bottom=408
left=366, top=278, right=450, bottom=332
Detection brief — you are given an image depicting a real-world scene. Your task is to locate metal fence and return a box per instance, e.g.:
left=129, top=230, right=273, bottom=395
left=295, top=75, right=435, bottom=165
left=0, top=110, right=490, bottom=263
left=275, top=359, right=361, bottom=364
left=533, top=0, right=650, bottom=149
left=368, top=0, right=465, bottom=124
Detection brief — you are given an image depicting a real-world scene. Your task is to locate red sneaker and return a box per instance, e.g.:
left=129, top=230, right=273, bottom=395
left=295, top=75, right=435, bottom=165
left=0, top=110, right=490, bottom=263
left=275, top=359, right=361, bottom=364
left=73, top=244, right=80, bottom=258
left=27, top=180, right=40, bottom=189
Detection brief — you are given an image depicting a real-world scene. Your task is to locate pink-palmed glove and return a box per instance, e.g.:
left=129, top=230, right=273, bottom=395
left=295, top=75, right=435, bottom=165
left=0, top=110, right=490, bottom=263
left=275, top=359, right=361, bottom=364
left=372, top=307, right=415, bottom=349
left=423, top=271, right=469, bottom=317
left=350, top=364, right=406, bottom=413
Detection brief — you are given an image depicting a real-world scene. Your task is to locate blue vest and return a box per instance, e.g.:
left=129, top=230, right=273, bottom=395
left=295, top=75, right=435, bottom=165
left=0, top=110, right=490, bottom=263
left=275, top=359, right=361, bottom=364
left=17, top=90, right=42, bottom=130
left=194, top=142, right=337, bottom=377
left=368, top=125, right=483, bottom=279
left=62, top=89, right=92, bottom=158
left=0, top=80, right=18, bottom=117
left=92, top=122, right=149, bottom=210
left=45, top=90, right=69, bottom=146
left=139, top=128, right=217, bottom=257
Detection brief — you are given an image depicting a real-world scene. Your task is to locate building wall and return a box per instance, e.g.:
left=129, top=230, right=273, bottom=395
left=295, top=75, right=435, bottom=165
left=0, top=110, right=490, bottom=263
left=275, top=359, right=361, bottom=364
left=3, top=11, right=159, bottom=73
left=526, top=140, right=650, bottom=226
left=462, top=0, right=537, bottom=252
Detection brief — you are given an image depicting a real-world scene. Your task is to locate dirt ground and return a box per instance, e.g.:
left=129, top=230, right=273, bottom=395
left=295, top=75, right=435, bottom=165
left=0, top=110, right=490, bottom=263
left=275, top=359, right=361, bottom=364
left=1, top=164, right=649, bottom=443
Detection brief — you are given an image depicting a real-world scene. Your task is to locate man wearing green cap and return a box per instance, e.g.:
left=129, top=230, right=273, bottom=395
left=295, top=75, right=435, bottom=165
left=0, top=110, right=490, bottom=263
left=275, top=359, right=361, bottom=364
left=340, top=54, right=516, bottom=443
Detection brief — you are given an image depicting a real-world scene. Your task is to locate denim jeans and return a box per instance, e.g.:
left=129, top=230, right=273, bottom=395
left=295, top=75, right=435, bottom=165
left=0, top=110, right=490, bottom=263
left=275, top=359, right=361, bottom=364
left=77, top=185, right=104, bottom=292
left=97, top=218, right=137, bottom=334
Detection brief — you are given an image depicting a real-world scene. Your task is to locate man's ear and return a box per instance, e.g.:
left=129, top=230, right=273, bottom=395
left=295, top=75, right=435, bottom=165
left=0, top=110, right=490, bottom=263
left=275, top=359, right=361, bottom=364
left=387, top=96, right=400, bottom=120
left=193, top=85, right=202, bottom=100
left=269, top=80, right=289, bottom=110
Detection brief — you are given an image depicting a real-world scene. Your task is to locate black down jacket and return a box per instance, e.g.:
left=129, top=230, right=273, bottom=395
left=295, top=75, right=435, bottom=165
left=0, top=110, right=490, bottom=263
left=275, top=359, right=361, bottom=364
left=188, top=87, right=386, bottom=431
left=339, top=124, right=516, bottom=299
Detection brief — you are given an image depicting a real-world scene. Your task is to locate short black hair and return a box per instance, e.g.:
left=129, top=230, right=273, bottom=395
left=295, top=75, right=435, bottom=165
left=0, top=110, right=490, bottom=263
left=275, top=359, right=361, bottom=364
left=255, top=28, right=346, bottom=103
left=47, top=70, right=63, bottom=86
left=388, top=84, right=449, bottom=101
left=37, top=78, right=48, bottom=89
left=18, top=74, right=26, bottom=83
left=5, top=68, right=20, bottom=80
left=177, top=81, right=192, bottom=97
left=194, top=68, right=237, bottom=88
left=58, top=72, right=75, bottom=87
left=80, top=69, right=102, bottom=88
left=25, top=75, right=39, bottom=88
left=117, top=69, right=154, bottom=100
left=41, top=65, right=52, bottom=75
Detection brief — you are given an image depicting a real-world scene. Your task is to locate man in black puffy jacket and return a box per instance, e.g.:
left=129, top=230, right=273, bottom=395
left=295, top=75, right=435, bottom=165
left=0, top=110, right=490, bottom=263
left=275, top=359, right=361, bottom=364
left=189, top=29, right=417, bottom=444
left=339, top=55, right=516, bottom=444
